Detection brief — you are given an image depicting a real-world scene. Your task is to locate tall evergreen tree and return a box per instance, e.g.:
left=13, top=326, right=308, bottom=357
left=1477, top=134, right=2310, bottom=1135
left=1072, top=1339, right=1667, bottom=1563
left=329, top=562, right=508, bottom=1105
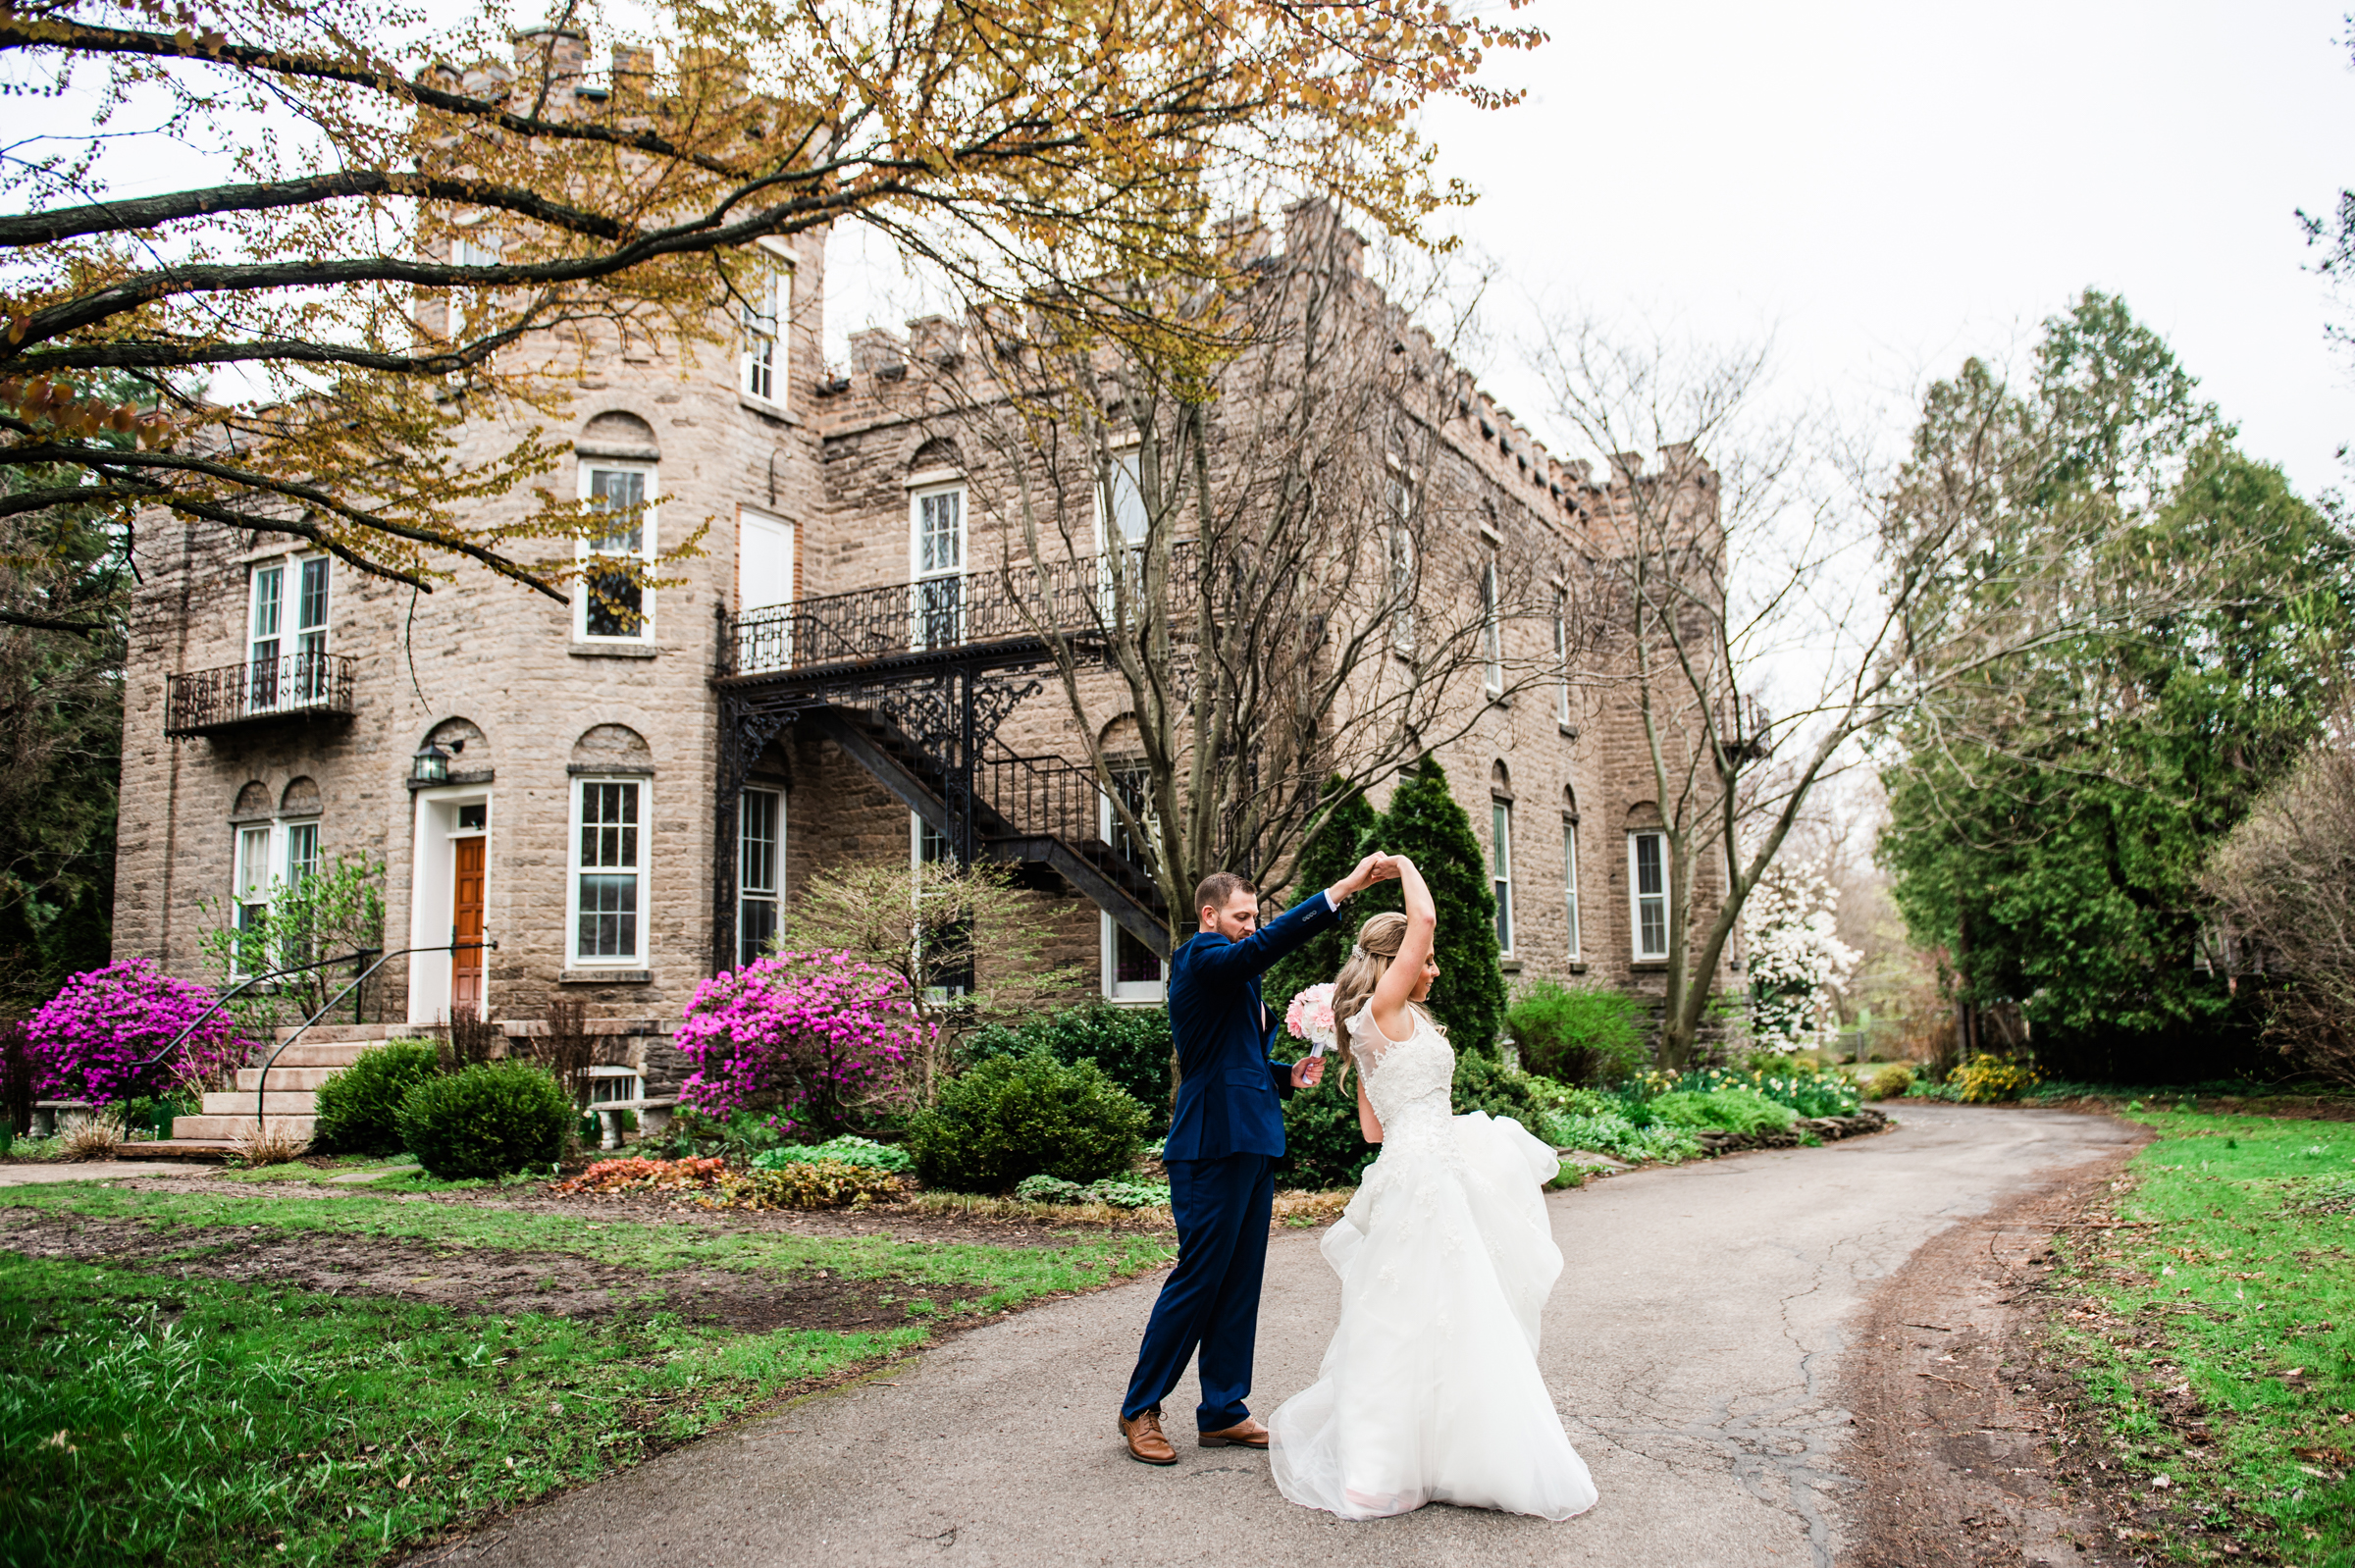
left=1265, top=779, right=1381, bottom=1014
left=1878, top=294, right=2353, bottom=1080
left=1349, top=757, right=1506, bottom=1053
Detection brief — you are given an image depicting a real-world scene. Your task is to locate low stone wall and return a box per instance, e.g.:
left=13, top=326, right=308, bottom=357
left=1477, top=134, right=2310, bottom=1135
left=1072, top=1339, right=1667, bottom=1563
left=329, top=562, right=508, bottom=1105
left=1693, top=1107, right=1891, bottom=1156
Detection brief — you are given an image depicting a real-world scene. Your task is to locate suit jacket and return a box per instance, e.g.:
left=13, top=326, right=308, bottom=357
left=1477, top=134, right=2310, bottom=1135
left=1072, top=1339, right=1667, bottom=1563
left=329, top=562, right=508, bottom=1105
left=1162, top=891, right=1344, bottom=1162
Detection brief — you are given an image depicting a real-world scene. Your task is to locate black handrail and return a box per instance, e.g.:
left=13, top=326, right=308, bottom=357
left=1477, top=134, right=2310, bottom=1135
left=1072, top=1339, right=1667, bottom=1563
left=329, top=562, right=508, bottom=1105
left=248, top=941, right=496, bottom=1139
left=130, top=945, right=385, bottom=1081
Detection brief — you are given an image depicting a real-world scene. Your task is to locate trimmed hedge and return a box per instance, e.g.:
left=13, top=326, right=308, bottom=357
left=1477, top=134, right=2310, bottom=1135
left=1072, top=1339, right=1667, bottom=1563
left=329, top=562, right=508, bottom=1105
left=311, top=1040, right=440, bottom=1156
left=907, top=1049, right=1148, bottom=1192
left=396, top=1061, right=573, bottom=1179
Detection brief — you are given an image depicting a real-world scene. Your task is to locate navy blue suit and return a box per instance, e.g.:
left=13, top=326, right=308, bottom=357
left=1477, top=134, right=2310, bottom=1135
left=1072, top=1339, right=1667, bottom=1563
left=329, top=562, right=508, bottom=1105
left=1123, top=890, right=1343, bottom=1430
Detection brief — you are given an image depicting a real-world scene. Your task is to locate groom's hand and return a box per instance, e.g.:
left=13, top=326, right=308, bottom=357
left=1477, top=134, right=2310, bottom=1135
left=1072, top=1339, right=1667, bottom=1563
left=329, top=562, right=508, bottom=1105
left=1291, top=1056, right=1327, bottom=1088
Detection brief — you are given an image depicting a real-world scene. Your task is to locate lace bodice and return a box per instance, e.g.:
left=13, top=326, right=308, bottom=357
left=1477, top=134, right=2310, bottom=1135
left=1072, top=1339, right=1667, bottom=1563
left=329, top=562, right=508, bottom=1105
left=1347, top=1003, right=1454, bottom=1146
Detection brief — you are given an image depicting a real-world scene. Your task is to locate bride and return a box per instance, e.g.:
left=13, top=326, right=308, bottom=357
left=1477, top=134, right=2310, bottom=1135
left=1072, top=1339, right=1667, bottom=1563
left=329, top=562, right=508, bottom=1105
left=1269, top=854, right=1598, bottom=1523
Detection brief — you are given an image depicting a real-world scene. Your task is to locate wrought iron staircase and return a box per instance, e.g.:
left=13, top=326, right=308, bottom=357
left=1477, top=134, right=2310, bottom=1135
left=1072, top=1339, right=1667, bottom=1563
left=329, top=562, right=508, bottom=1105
left=708, top=558, right=1179, bottom=970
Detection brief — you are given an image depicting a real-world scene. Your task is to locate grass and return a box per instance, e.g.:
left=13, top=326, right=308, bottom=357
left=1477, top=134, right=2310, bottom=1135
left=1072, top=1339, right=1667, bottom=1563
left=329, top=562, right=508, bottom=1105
left=0, top=1177, right=1184, bottom=1565
left=0, top=1183, right=1178, bottom=1312
left=2048, top=1108, right=2355, bottom=1566
left=0, top=1254, right=918, bottom=1567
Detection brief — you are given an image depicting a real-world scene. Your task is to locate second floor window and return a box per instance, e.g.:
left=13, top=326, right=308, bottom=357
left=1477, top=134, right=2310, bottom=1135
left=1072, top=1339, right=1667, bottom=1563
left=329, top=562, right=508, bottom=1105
left=1563, top=816, right=1582, bottom=963
left=1481, top=559, right=1502, bottom=695
left=911, top=484, right=965, bottom=649
left=1553, top=588, right=1571, bottom=725
left=247, top=556, right=329, bottom=710
left=580, top=465, right=655, bottom=641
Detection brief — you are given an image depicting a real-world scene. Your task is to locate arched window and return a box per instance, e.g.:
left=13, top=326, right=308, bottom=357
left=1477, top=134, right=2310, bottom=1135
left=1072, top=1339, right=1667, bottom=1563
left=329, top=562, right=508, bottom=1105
left=226, top=778, right=323, bottom=974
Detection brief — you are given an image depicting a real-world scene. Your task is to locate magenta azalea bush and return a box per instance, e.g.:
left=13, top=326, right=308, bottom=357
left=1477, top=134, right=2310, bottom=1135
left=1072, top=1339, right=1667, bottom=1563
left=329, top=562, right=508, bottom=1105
left=676, top=949, right=926, bottom=1136
left=27, top=958, right=251, bottom=1106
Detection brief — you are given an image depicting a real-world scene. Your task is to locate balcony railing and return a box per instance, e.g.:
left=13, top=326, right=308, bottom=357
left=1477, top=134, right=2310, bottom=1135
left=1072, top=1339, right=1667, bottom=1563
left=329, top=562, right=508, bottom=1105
left=723, top=545, right=1196, bottom=678
left=165, top=652, right=357, bottom=737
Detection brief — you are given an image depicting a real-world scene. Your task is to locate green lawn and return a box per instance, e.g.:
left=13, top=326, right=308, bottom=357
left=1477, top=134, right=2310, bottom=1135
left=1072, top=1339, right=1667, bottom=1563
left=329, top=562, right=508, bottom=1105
left=0, top=1178, right=1178, bottom=1566
left=2049, top=1109, right=2355, bottom=1566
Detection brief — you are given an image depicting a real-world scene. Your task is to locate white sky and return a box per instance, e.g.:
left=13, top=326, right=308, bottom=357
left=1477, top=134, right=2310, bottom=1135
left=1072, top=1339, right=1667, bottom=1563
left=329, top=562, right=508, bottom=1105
left=830, top=0, right=2355, bottom=499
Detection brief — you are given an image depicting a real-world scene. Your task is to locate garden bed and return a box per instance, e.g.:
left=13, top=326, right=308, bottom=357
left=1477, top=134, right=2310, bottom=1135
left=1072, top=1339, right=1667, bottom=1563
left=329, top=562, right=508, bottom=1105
left=1692, top=1107, right=1892, bottom=1155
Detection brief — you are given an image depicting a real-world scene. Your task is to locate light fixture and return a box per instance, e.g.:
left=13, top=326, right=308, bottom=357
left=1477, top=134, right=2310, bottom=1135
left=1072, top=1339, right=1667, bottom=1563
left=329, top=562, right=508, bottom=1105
left=410, top=741, right=450, bottom=784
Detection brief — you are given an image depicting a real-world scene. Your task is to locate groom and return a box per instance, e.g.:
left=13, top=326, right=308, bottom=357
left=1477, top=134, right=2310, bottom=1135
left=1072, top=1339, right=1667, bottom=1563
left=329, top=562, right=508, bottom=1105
left=1119, top=853, right=1394, bottom=1464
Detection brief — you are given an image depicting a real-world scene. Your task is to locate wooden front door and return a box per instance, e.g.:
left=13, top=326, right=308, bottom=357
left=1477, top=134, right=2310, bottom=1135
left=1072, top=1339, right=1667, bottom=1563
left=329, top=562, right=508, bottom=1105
left=452, top=836, right=485, bottom=1011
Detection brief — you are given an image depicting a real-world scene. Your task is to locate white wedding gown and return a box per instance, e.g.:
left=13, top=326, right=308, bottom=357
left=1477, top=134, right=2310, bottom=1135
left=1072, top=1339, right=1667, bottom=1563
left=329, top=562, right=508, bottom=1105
left=1269, top=1003, right=1598, bottom=1522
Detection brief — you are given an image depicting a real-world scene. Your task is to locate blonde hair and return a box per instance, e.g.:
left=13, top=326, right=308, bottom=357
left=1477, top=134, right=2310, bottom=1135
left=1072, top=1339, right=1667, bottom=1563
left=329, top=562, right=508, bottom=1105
left=1329, top=913, right=1436, bottom=1086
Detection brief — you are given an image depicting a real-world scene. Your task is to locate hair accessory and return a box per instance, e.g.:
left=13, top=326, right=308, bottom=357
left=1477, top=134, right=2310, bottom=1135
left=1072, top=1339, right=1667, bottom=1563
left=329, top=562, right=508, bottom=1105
left=1349, top=943, right=1368, bottom=963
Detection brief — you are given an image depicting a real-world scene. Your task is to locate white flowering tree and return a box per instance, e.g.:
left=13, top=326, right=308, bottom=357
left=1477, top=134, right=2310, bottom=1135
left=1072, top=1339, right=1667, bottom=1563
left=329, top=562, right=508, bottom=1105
left=1745, top=860, right=1861, bottom=1053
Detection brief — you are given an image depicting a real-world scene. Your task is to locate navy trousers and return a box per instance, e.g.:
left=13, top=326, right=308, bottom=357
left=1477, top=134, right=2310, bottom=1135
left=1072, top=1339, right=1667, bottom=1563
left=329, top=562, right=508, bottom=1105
left=1122, top=1152, right=1277, bottom=1431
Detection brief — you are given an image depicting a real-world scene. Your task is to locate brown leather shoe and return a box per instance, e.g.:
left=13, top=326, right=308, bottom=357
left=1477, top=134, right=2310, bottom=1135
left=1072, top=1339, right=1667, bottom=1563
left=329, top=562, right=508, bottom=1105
left=1197, top=1417, right=1270, bottom=1449
left=1121, top=1407, right=1178, bottom=1465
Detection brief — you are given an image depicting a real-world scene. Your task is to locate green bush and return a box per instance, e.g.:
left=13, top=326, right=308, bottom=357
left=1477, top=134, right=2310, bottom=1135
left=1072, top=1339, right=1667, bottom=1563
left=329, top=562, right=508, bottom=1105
left=1506, top=980, right=1648, bottom=1085
left=963, top=1004, right=1175, bottom=1129
left=1012, top=1173, right=1172, bottom=1209
left=1863, top=1064, right=1915, bottom=1101
left=1343, top=757, right=1506, bottom=1052
left=719, top=1160, right=901, bottom=1209
left=1265, top=777, right=1383, bottom=1010
left=395, top=1061, right=573, bottom=1179
left=1648, top=1087, right=1799, bottom=1134
left=1276, top=1075, right=1380, bottom=1188
left=907, top=1049, right=1148, bottom=1192
left=312, top=1040, right=440, bottom=1155
left=751, top=1134, right=913, bottom=1174
left=1451, top=1049, right=1539, bottom=1123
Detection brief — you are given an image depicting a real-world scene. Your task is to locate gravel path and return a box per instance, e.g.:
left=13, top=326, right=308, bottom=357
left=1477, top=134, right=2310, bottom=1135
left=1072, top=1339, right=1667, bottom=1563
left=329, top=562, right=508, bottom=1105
left=413, top=1103, right=2141, bottom=1568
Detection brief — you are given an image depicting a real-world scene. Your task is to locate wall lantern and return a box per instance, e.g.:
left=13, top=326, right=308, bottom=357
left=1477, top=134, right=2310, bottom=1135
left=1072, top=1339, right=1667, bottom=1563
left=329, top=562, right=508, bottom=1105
left=410, top=741, right=450, bottom=784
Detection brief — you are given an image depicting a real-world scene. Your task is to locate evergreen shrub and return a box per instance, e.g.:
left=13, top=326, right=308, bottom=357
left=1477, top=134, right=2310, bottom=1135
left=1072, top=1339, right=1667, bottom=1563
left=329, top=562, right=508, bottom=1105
left=396, top=1061, right=573, bottom=1179
left=1344, top=757, right=1505, bottom=1052
left=1276, top=1075, right=1379, bottom=1188
left=963, top=1004, right=1174, bottom=1129
left=907, top=1050, right=1148, bottom=1192
left=312, top=1040, right=440, bottom=1155
left=1265, top=779, right=1383, bottom=1009
left=1506, top=980, right=1648, bottom=1085
left=1864, top=1064, right=1916, bottom=1101
left=1451, top=1050, right=1539, bottom=1122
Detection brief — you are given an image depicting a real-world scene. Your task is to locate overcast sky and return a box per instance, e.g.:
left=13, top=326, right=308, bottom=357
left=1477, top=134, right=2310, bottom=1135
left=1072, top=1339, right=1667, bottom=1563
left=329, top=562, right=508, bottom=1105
left=832, top=0, right=2355, bottom=498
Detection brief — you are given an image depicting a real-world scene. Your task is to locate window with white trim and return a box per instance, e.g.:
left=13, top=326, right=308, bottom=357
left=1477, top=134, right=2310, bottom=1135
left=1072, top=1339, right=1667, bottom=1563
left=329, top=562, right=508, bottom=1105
left=1480, top=558, right=1502, bottom=695
left=1387, top=472, right=1415, bottom=653
left=229, top=815, right=322, bottom=975
left=910, top=483, right=965, bottom=649
left=1101, top=761, right=1166, bottom=1001
left=1563, top=810, right=1582, bottom=963
left=570, top=779, right=646, bottom=965
left=578, top=464, right=655, bottom=641
left=1491, top=799, right=1514, bottom=954
left=1629, top=829, right=1669, bottom=961
left=247, top=557, right=326, bottom=711
left=1552, top=586, right=1571, bottom=725
left=740, top=257, right=788, bottom=407
left=738, top=786, right=783, bottom=967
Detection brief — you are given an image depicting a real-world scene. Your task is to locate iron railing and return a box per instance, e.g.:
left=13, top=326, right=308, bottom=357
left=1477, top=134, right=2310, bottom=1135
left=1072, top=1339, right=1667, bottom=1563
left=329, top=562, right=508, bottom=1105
left=165, top=651, right=356, bottom=737
left=973, top=751, right=1163, bottom=905
left=723, top=546, right=1197, bottom=677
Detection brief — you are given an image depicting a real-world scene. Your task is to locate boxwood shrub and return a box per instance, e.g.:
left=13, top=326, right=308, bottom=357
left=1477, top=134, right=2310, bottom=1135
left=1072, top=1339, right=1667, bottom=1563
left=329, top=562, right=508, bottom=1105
left=962, top=1004, right=1174, bottom=1130
left=396, top=1061, right=573, bottom=1178
left=312, top=1039, right=440, bottom=1155
left=908, top=1049, right=1147, bottom=1192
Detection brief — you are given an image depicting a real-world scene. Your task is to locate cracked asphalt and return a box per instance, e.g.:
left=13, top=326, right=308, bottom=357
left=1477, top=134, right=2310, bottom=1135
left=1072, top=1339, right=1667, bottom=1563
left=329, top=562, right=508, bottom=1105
left=418, top=1102, right=2140, bottom=1568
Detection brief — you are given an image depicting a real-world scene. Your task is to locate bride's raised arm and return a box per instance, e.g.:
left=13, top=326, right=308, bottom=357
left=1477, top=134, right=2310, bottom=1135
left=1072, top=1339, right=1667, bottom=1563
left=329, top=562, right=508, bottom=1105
left=1369, top=857, right=1436, bottom=1046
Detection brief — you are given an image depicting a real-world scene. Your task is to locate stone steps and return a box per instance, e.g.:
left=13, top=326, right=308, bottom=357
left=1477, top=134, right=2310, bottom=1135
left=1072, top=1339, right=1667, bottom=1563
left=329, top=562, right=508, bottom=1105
left=175, top=1114, right=318, bottom=1141
left=234, top=1066, right=340, bottom=1092
left=201, top=1089, right=318, bottom=1116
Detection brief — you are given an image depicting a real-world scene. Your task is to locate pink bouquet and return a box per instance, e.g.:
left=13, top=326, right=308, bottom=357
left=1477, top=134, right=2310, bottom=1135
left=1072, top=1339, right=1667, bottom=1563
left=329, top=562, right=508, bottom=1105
left=1283, top=983, right=1337, bottom=1055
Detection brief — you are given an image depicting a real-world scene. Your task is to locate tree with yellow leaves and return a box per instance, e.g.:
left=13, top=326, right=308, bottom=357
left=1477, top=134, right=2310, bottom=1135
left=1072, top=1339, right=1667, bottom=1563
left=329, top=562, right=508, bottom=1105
left=0, top=0, right=1539, bottom=625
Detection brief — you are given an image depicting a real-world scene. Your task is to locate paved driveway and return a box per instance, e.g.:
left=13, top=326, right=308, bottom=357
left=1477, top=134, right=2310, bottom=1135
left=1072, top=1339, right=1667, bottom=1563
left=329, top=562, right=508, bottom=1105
left=420, top=1103, right=2140, bottom=1568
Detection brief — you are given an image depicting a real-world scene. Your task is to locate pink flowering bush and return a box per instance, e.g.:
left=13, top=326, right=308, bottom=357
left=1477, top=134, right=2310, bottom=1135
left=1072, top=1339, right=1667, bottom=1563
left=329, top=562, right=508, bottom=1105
left=27, top=959, right=251, bottom=1106
left=676, top=949, right=926, bottom=1136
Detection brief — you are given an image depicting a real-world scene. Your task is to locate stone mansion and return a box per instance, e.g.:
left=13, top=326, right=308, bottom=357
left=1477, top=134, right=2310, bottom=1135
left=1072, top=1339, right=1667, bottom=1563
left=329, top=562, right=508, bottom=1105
left=112, top=191, right=1736, bottom=1110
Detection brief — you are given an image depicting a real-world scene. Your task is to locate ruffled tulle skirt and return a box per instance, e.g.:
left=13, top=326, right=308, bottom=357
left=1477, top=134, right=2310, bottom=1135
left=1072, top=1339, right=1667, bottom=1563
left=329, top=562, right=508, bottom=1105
left=1269, top=1111, right=1598, bottom=1522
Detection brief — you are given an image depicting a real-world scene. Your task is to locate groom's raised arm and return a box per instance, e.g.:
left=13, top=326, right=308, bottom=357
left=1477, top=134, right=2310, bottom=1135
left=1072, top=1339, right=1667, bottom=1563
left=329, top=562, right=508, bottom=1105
left=1184, top=892, right=1340, bottom=987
